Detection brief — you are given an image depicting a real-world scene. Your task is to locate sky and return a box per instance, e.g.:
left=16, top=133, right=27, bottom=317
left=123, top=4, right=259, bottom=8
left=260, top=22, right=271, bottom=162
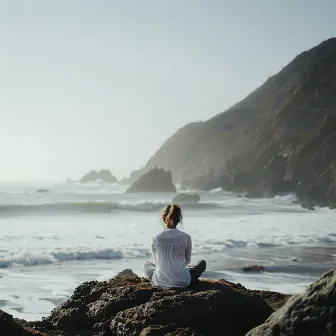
left=0, top=0, right=335, bottom=182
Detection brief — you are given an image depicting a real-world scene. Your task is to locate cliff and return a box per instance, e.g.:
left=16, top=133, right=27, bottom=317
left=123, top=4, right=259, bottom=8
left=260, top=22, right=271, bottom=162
left=222, top=37, right=336, bottom=207
left=125, top=38, right=336, bottom=206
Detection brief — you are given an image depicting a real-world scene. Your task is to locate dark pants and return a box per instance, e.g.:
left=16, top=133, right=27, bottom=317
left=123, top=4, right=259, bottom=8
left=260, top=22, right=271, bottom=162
left=188, top=260, right=207, bottom=283
left=144, top=260, right=206, bottom=285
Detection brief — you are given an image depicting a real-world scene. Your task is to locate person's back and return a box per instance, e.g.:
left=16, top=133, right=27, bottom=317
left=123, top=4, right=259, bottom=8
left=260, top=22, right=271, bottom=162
left=151, top=228, right=191, bottom=288
left=143, top=204, right=206, bottom=289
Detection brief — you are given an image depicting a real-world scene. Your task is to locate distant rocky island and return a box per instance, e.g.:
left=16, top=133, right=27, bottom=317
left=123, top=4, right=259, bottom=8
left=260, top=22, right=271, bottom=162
left=79, top=169, right=117, bottom=184
left=122, top=38, right=336, bottom=209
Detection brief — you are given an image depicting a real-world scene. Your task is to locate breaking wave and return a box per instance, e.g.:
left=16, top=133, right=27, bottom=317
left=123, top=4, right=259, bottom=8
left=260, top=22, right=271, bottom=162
left=1, top=233, right=336, bottom=268
left=0, top=193, right=303, bottom=217
left=0, top=201, right=224, bottom=216
left=0, top=247, right=150, bottom=268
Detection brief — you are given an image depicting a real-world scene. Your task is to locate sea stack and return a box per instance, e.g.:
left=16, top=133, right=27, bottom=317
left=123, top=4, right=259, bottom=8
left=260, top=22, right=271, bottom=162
left=126, top=168, right=176, bottom=193
left=79, top=169, right=117, bottom=184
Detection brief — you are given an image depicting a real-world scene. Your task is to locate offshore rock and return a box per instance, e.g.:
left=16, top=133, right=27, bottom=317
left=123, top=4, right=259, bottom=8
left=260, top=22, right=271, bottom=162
left=126, top=168, right=176, bottom=193
left=172, top=193, right=201, bottom=204
left=80, top=169, right=117, bottom=184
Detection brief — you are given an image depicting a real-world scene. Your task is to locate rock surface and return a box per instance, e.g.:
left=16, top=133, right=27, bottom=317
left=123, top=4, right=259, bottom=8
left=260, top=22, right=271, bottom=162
left=20, top=276, right=290, bottom=336
left=0, top=310, right=43, bottom=335
left=247, top=269, right=336, bottom=336
left=110, top=280, right=272, bottom=336
left=114, top=269, right=138, bottom=278
left=126, top=168, right=176, bottom=193
left=243, top=265, right=265, bottom=273
left=36, top=189, right=49, bottom=193
left=80, top=170, right=117, bottom=184
left=123, top=38, right=336, bottom=207
left=172, top=193, right=201, bottom=204
left=4, top=271, right=334, bottom=336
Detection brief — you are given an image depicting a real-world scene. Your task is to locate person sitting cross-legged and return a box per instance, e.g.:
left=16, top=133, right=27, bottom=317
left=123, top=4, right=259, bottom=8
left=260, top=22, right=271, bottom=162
left=143, top=204, right=206, bottom=288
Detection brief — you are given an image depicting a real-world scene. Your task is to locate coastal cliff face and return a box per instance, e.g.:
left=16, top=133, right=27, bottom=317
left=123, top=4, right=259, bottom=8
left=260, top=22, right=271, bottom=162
left=126, top=38, right=336, bottom=206
left=222, top=38, right=336, bottom=206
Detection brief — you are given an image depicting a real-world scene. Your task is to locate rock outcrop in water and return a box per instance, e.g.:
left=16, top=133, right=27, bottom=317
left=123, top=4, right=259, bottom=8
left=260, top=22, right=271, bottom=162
left=172, top=193, right=201, bottom=204
left=19, top=276, right=289, bottom=336
left=126, top=168, right=176, bottom=193
left=123, top=38, right=336, bottom=208
left=243, top=265, right=265, bottom=273
left=247, top=269, right=336, bottom=336
left=36, top=189, right=49, bottom=193
left=80, top=170, right=117, bottom=184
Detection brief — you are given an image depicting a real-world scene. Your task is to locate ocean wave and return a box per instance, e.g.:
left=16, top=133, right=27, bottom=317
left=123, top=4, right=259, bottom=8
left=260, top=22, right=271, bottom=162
left=193, top=239, right=279, bottom=253
left=0, top=247, right=150, bottom=268
left=193, top=234, right=336, bottom=253
left=0, top=201, right=223, bottom=216
left=1, top=232, right=336, bottom=268
left=209, top=188, right=223, bottom=193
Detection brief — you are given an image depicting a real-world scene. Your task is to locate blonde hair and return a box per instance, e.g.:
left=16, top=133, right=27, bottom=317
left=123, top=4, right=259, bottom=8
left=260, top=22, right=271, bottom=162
left=161, top=204, right=183, bottom=229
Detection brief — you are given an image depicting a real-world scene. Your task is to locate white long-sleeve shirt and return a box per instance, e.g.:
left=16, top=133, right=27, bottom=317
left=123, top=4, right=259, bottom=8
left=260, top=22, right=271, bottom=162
left=150, top=228, right=192, bottom=288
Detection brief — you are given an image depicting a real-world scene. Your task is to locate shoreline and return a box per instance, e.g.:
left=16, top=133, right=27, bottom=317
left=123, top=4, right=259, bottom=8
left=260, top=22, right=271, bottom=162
left=0, top=244, right=335, bottom=321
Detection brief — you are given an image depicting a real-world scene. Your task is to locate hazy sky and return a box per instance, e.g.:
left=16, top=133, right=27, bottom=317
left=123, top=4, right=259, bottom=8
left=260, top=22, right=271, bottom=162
left=1, top=0, right=335, bottom=182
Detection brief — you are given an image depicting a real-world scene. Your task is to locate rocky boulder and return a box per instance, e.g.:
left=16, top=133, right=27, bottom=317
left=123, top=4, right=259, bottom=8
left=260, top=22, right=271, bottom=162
left=80, top=169, right=117, bottom=184
left=172, top=193, right=201, bottom=204
left=243, top=265, right=265, bottom=273
left=0, top=309, right=43, bottom=336
left=126, top=168, right=176, bottom=193
left=114, top=269, right=138, bottom=278
left=247, top=269, right=336, bottom=336
left=26, top=276, right=290, bottom=336
left=36, top=189, right=49, bottom=193
left=110, top=281, right=273, bottom=336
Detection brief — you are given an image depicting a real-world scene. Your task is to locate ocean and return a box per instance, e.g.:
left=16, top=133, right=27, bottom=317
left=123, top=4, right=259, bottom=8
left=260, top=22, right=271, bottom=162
left=0, top=181, right=335, bottom=321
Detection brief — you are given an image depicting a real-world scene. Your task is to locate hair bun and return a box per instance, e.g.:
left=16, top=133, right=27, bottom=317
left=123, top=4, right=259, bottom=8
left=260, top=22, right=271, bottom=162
left=161, top=204, right=183, bottom=229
